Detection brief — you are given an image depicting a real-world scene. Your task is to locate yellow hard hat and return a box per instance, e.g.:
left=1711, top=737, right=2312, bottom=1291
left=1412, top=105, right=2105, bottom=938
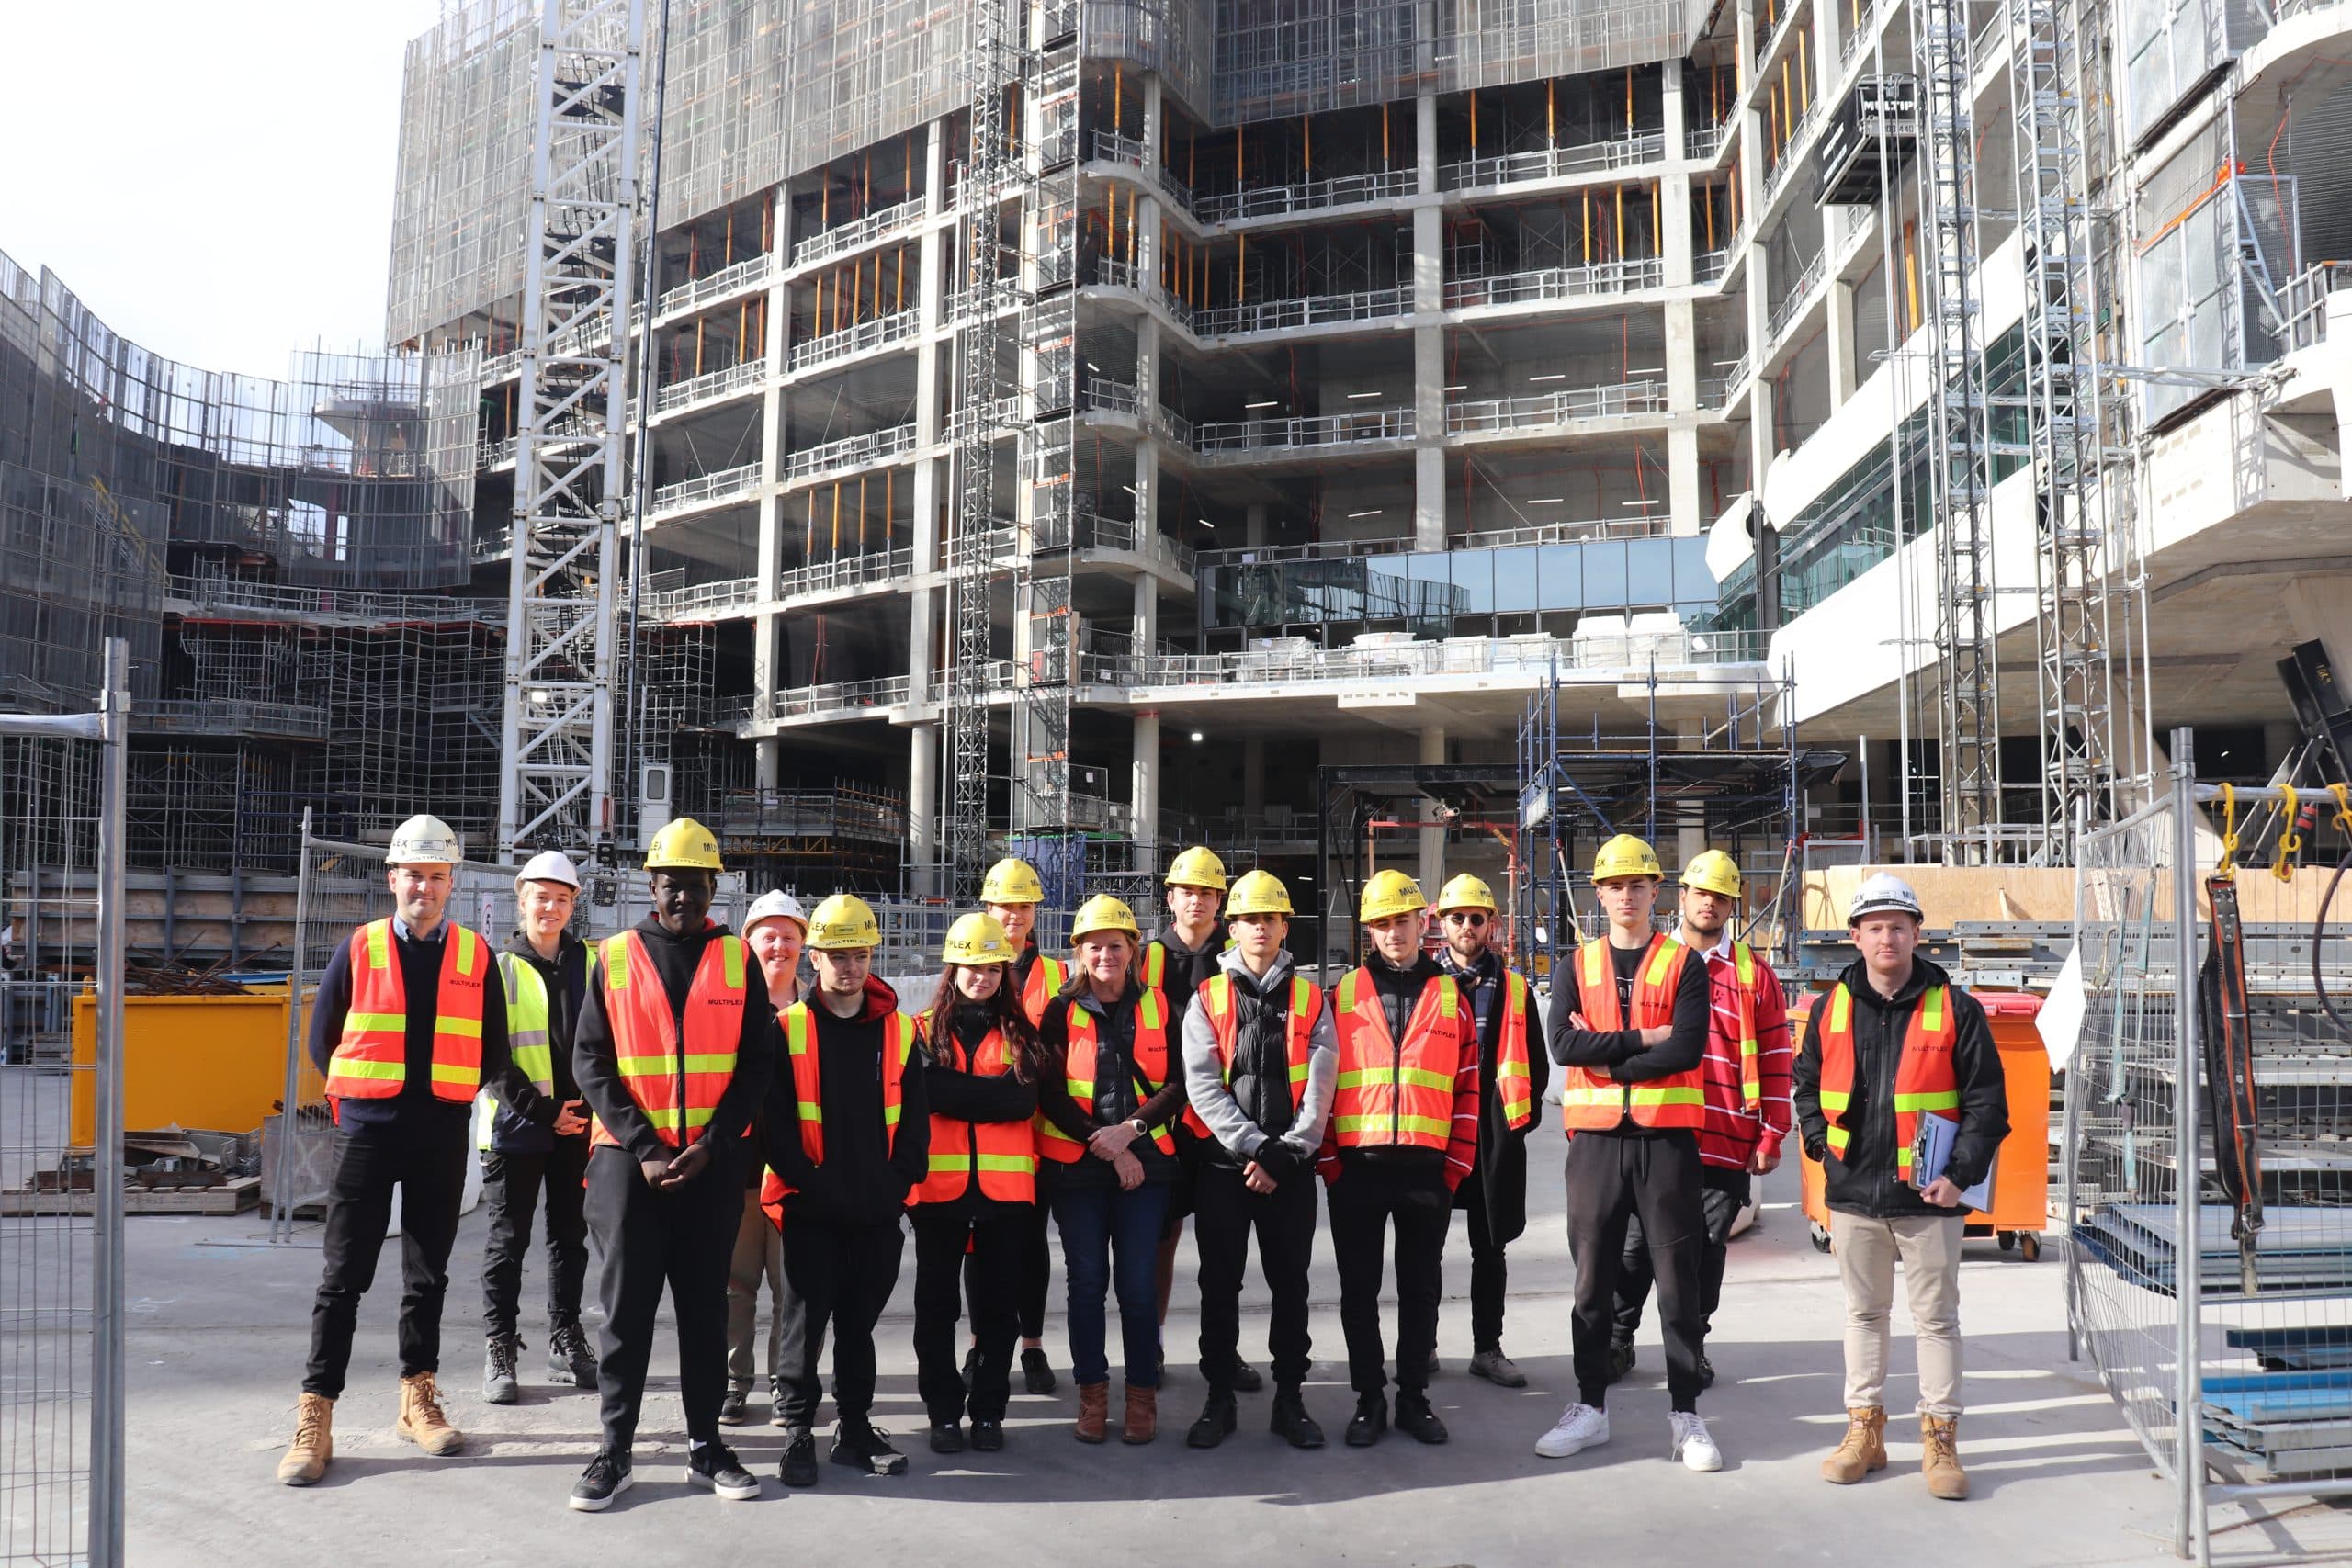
left=1434, top=873, right=1498, bottom=914
left=805, top=893, right=880, bottom=951
left=941, top=911, right=1012, bottom=965
left=1165, top=845, right=1228, bottom=891
left=644, top=817, right=723, bottom=872
left=1069, top=894, right=1141, bottom=943
left=386, top=813, right=463, bottom=865
left=1359, top=868, right=1428, bottom=924
left=980, top=857, right=1044, bottom=905
left=1225, top=869, right=1293, bottom=918
left=1680, top=849, right=1743, bottom=899
left=1591, top=833, right=1662, bottom=883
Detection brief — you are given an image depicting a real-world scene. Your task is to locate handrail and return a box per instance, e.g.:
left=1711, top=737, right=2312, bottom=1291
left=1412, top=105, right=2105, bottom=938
left=787, top=309, right=921, bottom=372
left=2279, top=260, right=2352, bottom=352
left=654, top=358, right=763, bottom=414
left=1193, top=407, right=1415, bottom=452
left=650, top=462, right=761, bottom=517
left=1194, top=165, right=1417, bottom=222
left=1193, top=285, right=1410, bottom=337
left=1193, top=516, right=1668, bottom=569
left=789, top=197, right=926, bottom=271
left=784, top=422, right=918, bottom=481
left=1123, top=629, right=1763, bottom=689
left=1768, top=250, right=1828, bottom=342
left=656, top=254, right=775, bottom=320
left=1445, top=256, right=1664, bottom=309
left=1446, top=379, right=1668, bottom=434
left=1686, top=122, right=1731, bottom=160
left=1440, top=130, right=1667, bottom=192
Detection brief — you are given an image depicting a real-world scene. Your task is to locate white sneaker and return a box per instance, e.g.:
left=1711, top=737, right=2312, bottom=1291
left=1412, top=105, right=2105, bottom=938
left=1669, top=1410, right=1722, bottom=1472
left=1534, top=1402, right=1611, bottom=1458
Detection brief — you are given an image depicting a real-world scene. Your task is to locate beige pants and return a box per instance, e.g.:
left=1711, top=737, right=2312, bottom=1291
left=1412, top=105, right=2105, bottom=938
left=1832, top=1210, right=1964, bottom=1417
left=726, top=1190, right=785, bottom=1393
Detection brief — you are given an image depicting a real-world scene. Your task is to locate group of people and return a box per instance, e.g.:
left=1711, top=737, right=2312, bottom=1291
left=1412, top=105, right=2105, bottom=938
left=276, top=812, right=2011, bottom=1510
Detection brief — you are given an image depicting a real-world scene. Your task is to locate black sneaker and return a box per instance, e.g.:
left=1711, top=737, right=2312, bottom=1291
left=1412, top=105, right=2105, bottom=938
left=1186, top=1391, right=1238, bottom=1450
left=1231, top=1359, right=1265, bottom=1393
left=1343, top=1394, right=1387, bottom=1448
left=1607, top=1340, right=1637, bottom=1384
left=718, top=1389, right=750, bottom=1427
left=1021, top=1347, right=1057, bottom=1395
left=1697, top=1351, right=1717, bottom=1391
left=568, top=1449, right=632, bottom=1512
left=969, top=1418, right=1005, bottom=1452
left=929, top=1422, right=965, bottom=1455
left=831, top=1423, right=909, bottom=1476
left=685, top=1442, right=761, bottom=1501
left=779, top=1431, right=820, bottom=1487
left=1271, top=1390, right=1325, bottom=1450
left=483, top=1335, right=521, bottom=1406
left=1395, top=1394, right=1449, bottom=1445
left=547, top=1321, right=598, bottom=1389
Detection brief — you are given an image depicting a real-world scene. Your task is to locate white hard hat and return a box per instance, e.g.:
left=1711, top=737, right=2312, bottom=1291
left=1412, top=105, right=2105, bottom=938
left=515, top=850, right=581, bottom=890
left=743, top=890, right=809, bottom=936
left=386, top=814, right=463, bottom=865
left=1848, top=872, right=1925, bottom=924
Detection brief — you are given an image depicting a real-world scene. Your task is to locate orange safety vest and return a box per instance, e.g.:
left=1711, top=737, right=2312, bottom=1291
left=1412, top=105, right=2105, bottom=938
left=1495, top=970, right=1536, bottom=1131
left=1037, top=989, right=1176, bottom=1163
left=1558, top=935, right=1704, bottom=1132
left=759, top=1002, right=916, bottom=1227
left=324, top=919, right=489, bottom=1104
left=1180, top=971, right=1321, bottom=1141
left=1724, top=942, right=1763, bottom=1110
left=1019, top=953, right=1069, bottom=1029
left=1815, top=981, right=1958, bottom=1175
left=589, top=929, right=748, bottom=1149
left=1328, top=969, right=1467, bottom=1152
left=910, top=1017, right=1036, bottom=1205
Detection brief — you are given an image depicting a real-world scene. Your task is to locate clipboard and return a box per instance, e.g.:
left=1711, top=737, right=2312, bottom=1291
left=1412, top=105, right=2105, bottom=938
left=1911, top=1112, right=1994, bottom=1213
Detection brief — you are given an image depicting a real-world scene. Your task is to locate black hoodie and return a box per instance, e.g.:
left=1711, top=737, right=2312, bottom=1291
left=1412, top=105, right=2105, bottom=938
left=762, top=974, right=932, bottom=1226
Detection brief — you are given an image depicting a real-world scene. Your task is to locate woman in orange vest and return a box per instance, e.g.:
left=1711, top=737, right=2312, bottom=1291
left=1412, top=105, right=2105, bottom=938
left=909, top=912, right=1044, bottom=1455
left=979, top=856, right=1064, bottom=1396
left=1035, top=895, right=1186, bottom=1444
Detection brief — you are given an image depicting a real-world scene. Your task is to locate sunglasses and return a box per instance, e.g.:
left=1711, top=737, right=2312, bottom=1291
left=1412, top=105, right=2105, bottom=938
left=1442, top=911, right=1488, bottom=927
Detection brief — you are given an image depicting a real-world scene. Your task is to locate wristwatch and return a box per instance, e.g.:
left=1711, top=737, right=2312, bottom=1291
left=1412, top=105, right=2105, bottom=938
left=1126, top=1116, right=1150, bottom=1139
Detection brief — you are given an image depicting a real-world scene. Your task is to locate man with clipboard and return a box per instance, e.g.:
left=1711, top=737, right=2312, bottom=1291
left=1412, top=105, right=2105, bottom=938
left=1792, top=874, right=2008, bottom=1502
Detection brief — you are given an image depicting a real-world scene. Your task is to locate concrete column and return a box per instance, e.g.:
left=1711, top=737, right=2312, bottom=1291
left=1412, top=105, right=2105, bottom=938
left=906, top=118, right=949, bottom=875
left=908, top=723, right=938, bottom=888
left=1669, top=427, right=1703, bottom=537
left=1132, top=710, right=1161, bottom=851
left=1416, top=93, right=1438, bottom=197
left=1826, top=277, right=1859, bottom=405
left=1676, top=716, right=1708, bottom=869
left=1143, top=74, right=1162, bottom=167
left=1419, top=725, right=1447, bottom=886
left=755, top=236, right=790, bottom=774
left=1133, top=570, right=1159, bottom=649
left=1412, top=183, right=1446, bottom=550
left=1136, top=193, right=1160, bottom=292
left=1245, top=502, right=1268, bottom=547
left=1664, top=57, right=1689, bottom=149
left=1666, top=299, right=1699, bottom=410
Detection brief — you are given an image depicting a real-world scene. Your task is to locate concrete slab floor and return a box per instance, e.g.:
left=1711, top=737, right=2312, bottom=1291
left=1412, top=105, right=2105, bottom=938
left=122, top=1124, right=2352, bottom=1566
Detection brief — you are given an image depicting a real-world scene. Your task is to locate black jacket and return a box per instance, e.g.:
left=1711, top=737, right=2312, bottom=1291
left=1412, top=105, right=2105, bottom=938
left=1039, top=977, right=1186, bottom=1189
left=1545, top=935, right=1711, bottom=1136
left=1146, top=920, right=1225, bottom=1038
left=1438, top=946, right=1550, bottom=1241
left=763, top=976, right=932, bottom=1226
left=1792, top=957, right=2010, bottom=1219
left=918, top=1001, right=1040, bottom=1217
left=308, top=916, right=514, bottom=1138
left=485, top=930, right=589, bottom=1154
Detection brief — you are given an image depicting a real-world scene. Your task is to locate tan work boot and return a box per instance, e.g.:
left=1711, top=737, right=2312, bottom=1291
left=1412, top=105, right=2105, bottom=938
left=1920, top=1414, right=1968, bottom=1499
left=1121, top=1383, right=1159, bottom=1445
left=1074, top=1382, right=1110, bottom=1444
left=277, top=1392, right=334, bottom=1485
left=1819, top=1405, right=1887, bottom=1483
left=395, top=1371, right=465, bottom=1457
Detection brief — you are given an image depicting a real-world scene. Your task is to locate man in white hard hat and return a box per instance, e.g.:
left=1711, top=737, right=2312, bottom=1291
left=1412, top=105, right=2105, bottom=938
left=479, top=851, right=599, bottom=1406
left=278, top=814, right=517, bottom=1486
left=720, top=890, right=807, bottom=1427
left=1795, top=872, right=2007, bottom=1502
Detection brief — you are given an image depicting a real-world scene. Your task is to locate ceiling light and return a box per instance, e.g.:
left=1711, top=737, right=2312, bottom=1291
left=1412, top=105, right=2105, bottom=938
left=1347, top=508, right=1382, bottom=518
left=1190, top=730, right=1204, bottom=742
left=1623, top=498, right=1661, bottom=507
left=1245, top=399, right=1278, bottom=409
left=1442, top=383, right=1467, bottom=391
left=1530, top=495, right=1563, bottom=503
left=1086, top=360, right=1101, bottom=371
left=1346, top=390, right=1380, bottom=400
left=1200, top=518, right=1216, bottom=528
left=1529, top=373, right=1566, bottom=383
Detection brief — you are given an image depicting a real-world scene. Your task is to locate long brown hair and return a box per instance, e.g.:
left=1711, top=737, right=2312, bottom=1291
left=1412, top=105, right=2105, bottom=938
left=921, top=961, right=1046, bottom=1085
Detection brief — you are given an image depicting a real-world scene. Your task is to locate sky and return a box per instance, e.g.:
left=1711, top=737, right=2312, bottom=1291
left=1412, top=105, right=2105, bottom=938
left=2, top=3, right=449, bottom=382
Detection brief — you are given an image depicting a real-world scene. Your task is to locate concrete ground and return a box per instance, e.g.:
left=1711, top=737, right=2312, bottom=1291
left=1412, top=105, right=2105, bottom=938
left=125, top=1122, right=2352, bottom=1566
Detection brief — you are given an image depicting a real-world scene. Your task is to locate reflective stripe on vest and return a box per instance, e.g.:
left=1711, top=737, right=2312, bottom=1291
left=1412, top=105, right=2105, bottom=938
left=910, top=1019, right=1037, bottom=1205
left=1180, top=971, right=1320, bottom=1141
left=587, top=930, right=746, bottom=1148
left=1019, top=955, right=1068, bottom=1030
left=1816, top=982, right=1958, bottom=1171
left=1328, top=969, right=1464, bottom=1151
left=1038, top=989, right=1176, bottom=1163
left=475, top=951, right=554, bottom=1150
left=1497, top=971, right=1535, bottom=1131
left=780, top=1004, right=915, bottom=1179
left=325, top=918, right=487, bottom=1104
left=1730, top=942, right=1762, bottom=1110
left=1558, top=934, right=1704, bottom=1131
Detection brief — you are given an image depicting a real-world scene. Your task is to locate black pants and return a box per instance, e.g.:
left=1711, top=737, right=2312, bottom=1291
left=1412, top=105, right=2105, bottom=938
left=302, top=1122, right=469, bottom=1399
left=1325, top=1158, right=1451, bottom=1400
left=1193, top=1161, right=1317, bottom=1395
left=1452, top=1160, right=1510, bottom=1355
left=979, top=1192, right=1053, bottom=1343
left=1565, top=1129, right=1707, bottom=1412
left=913, top=1205, right=1021, bottom=1424
left=585, top=1145, right=739, bottom=1452
left=778, top=1215, right=906, bottom=1432
left=480, top=1138, right=591, bottom=1338
left=1614, top=1165, right=1751, bottom=1344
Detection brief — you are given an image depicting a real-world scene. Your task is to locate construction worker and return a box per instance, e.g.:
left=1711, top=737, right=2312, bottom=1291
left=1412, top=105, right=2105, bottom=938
left=1537, top=833, right=1720, bottom=1472
left=1036, top=894, right=1184, bottom=1444
left=479, top=850, right=597, bottom=1406
left=763, top=893, right=929, bottom=1485
left=567, top=819, right=774, bottom=1512
left=720, top=890, right=807, bottom=1427
left=1430, top=872, right=1548, bottom=1388
left=279, top=813, right=514, bottom=1486
left=1794, top=873, right=2008, bottom=1501
left=1318, top=868, right=1479, bottom=1449
left=980, top=855, right=1064, bottom=1395
left=909, top=912, right=1043, bottom=1454
left=1179, top=870, right=1335, bottom=1450
left=1611, top=850, right=1792, bottom=1388
left=1145, top=845, right=1251, bottom=1387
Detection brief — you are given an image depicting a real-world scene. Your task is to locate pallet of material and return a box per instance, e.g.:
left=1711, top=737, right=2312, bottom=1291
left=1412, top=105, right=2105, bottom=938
left=0, top=1176, right=259, bottom=1216
left=2204, top=1371, right=2352, bottom=1479
left=2075, top=1204, right=2352, bottom=1296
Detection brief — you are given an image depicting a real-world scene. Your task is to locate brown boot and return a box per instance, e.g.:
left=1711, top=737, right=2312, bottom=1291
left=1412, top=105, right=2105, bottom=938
left=1122, top=1383, right=1159, bottom=1445
left=1074, top=1382, right=1110, bottom=1444
left=277, top=1392, right=334, bottom=1485
left=1921, top=1414, right=1969, bottom=1500
left=395, top=1371, right=465, bottom=1457
left=1819, top=1405, right=1887, bottom=1484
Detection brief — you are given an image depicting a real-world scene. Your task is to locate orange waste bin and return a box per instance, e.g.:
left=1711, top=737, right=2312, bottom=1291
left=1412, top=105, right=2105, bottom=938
left=1790, top=988, right=2052, bottom=1259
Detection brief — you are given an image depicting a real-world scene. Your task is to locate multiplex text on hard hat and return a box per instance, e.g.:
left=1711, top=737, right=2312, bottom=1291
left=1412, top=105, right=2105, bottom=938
left=1224, top=869, right=1293, bottom=918
left=1591, top=833, right=1663, bottom=883
left=1679, top=849, right=1742, bottom=900
left=1359, top=868, right=1427, bottom=923
left=942, top=911, right=1012, bottom=964
left=980, top=858, right=1045, bottom=905
left=1434, top=873, right=1498, bottom=913
left=806, top=893, right=881, bottom=951
left=1165, top=846, right=1228, bottom=891
left=644, top=818, right=723, bottom=872
left=387, top=814, right=463, bottom=865
left=1069, top=894, right=1141, bottom=942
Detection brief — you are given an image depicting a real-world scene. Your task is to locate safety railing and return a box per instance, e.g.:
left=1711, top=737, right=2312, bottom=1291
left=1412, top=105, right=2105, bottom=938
left=656, top=254, right=775, bottom=320
left=638, top=573, right=762, bottom=621
left=1124, top=628, right=1762, bottom=690
left=1193, top=285, right=1411, bottom=337
left=1695, top=246, right=1733, bottom=284
left=1445, top=378, right=1668, bottom=435
left=1445, top=256, right=1664, bottom=309
left=1090, top=257, right=1142, bottom=291
left=132, top=696, right=329, bottom=739
left=654, top=358, right=763, bottom=415
left=167, top=573, right=499, bottom=626
left=1194, top=165, right=1416, bottom=222
left=1090, top=129, right=1150, bottom=168
left=720, top=674, right=914, bottom=727
left=1843, top=1, right=1890, bottom=64
left=775, top=547, right=911, bottom=602
left=787, top=308, right=920, bottom=373
left=2279, top=260, right=2352, bottom=352
left=1439, top=130, right=1667, bottom=193
left=1083, top=377, right=1141, bottom=416
left=1768, top=249, right=1828, bottom=342
left=784, top=422, right=918, bottom=482
left=1192, top=406, right=1414, bottom=454
left=649, top=462, right=761, bottom=519
left=1035, top=512, right=1196, bottom=575
left=1686, top=121, right=1731, bottom=160
left=789, top=197, right=926, bottom=271
left=946, top=396, right=1021, bottom=445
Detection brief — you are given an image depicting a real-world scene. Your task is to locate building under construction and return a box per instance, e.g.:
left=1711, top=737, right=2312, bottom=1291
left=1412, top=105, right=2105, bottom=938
left=4, top=0, right=2348, bottom=964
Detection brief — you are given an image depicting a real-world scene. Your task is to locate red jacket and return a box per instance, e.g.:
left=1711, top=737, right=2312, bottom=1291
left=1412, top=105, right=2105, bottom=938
left=1688, top=935, right=1793, bottom=1171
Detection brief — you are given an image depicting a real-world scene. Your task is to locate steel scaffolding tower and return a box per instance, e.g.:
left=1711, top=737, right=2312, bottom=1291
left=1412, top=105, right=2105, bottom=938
left=1912, top=0, right=2005, bottom=862
left=498, top=0, right=644, bottom=857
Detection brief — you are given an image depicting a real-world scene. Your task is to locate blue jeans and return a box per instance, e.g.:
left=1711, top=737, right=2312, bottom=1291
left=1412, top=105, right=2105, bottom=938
left=1052, top=1180, right=1170, bottom=1388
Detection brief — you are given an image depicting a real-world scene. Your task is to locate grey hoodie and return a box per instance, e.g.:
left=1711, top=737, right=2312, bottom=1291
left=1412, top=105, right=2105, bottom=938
left=1181, top=946, right=1339, bottom=1166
